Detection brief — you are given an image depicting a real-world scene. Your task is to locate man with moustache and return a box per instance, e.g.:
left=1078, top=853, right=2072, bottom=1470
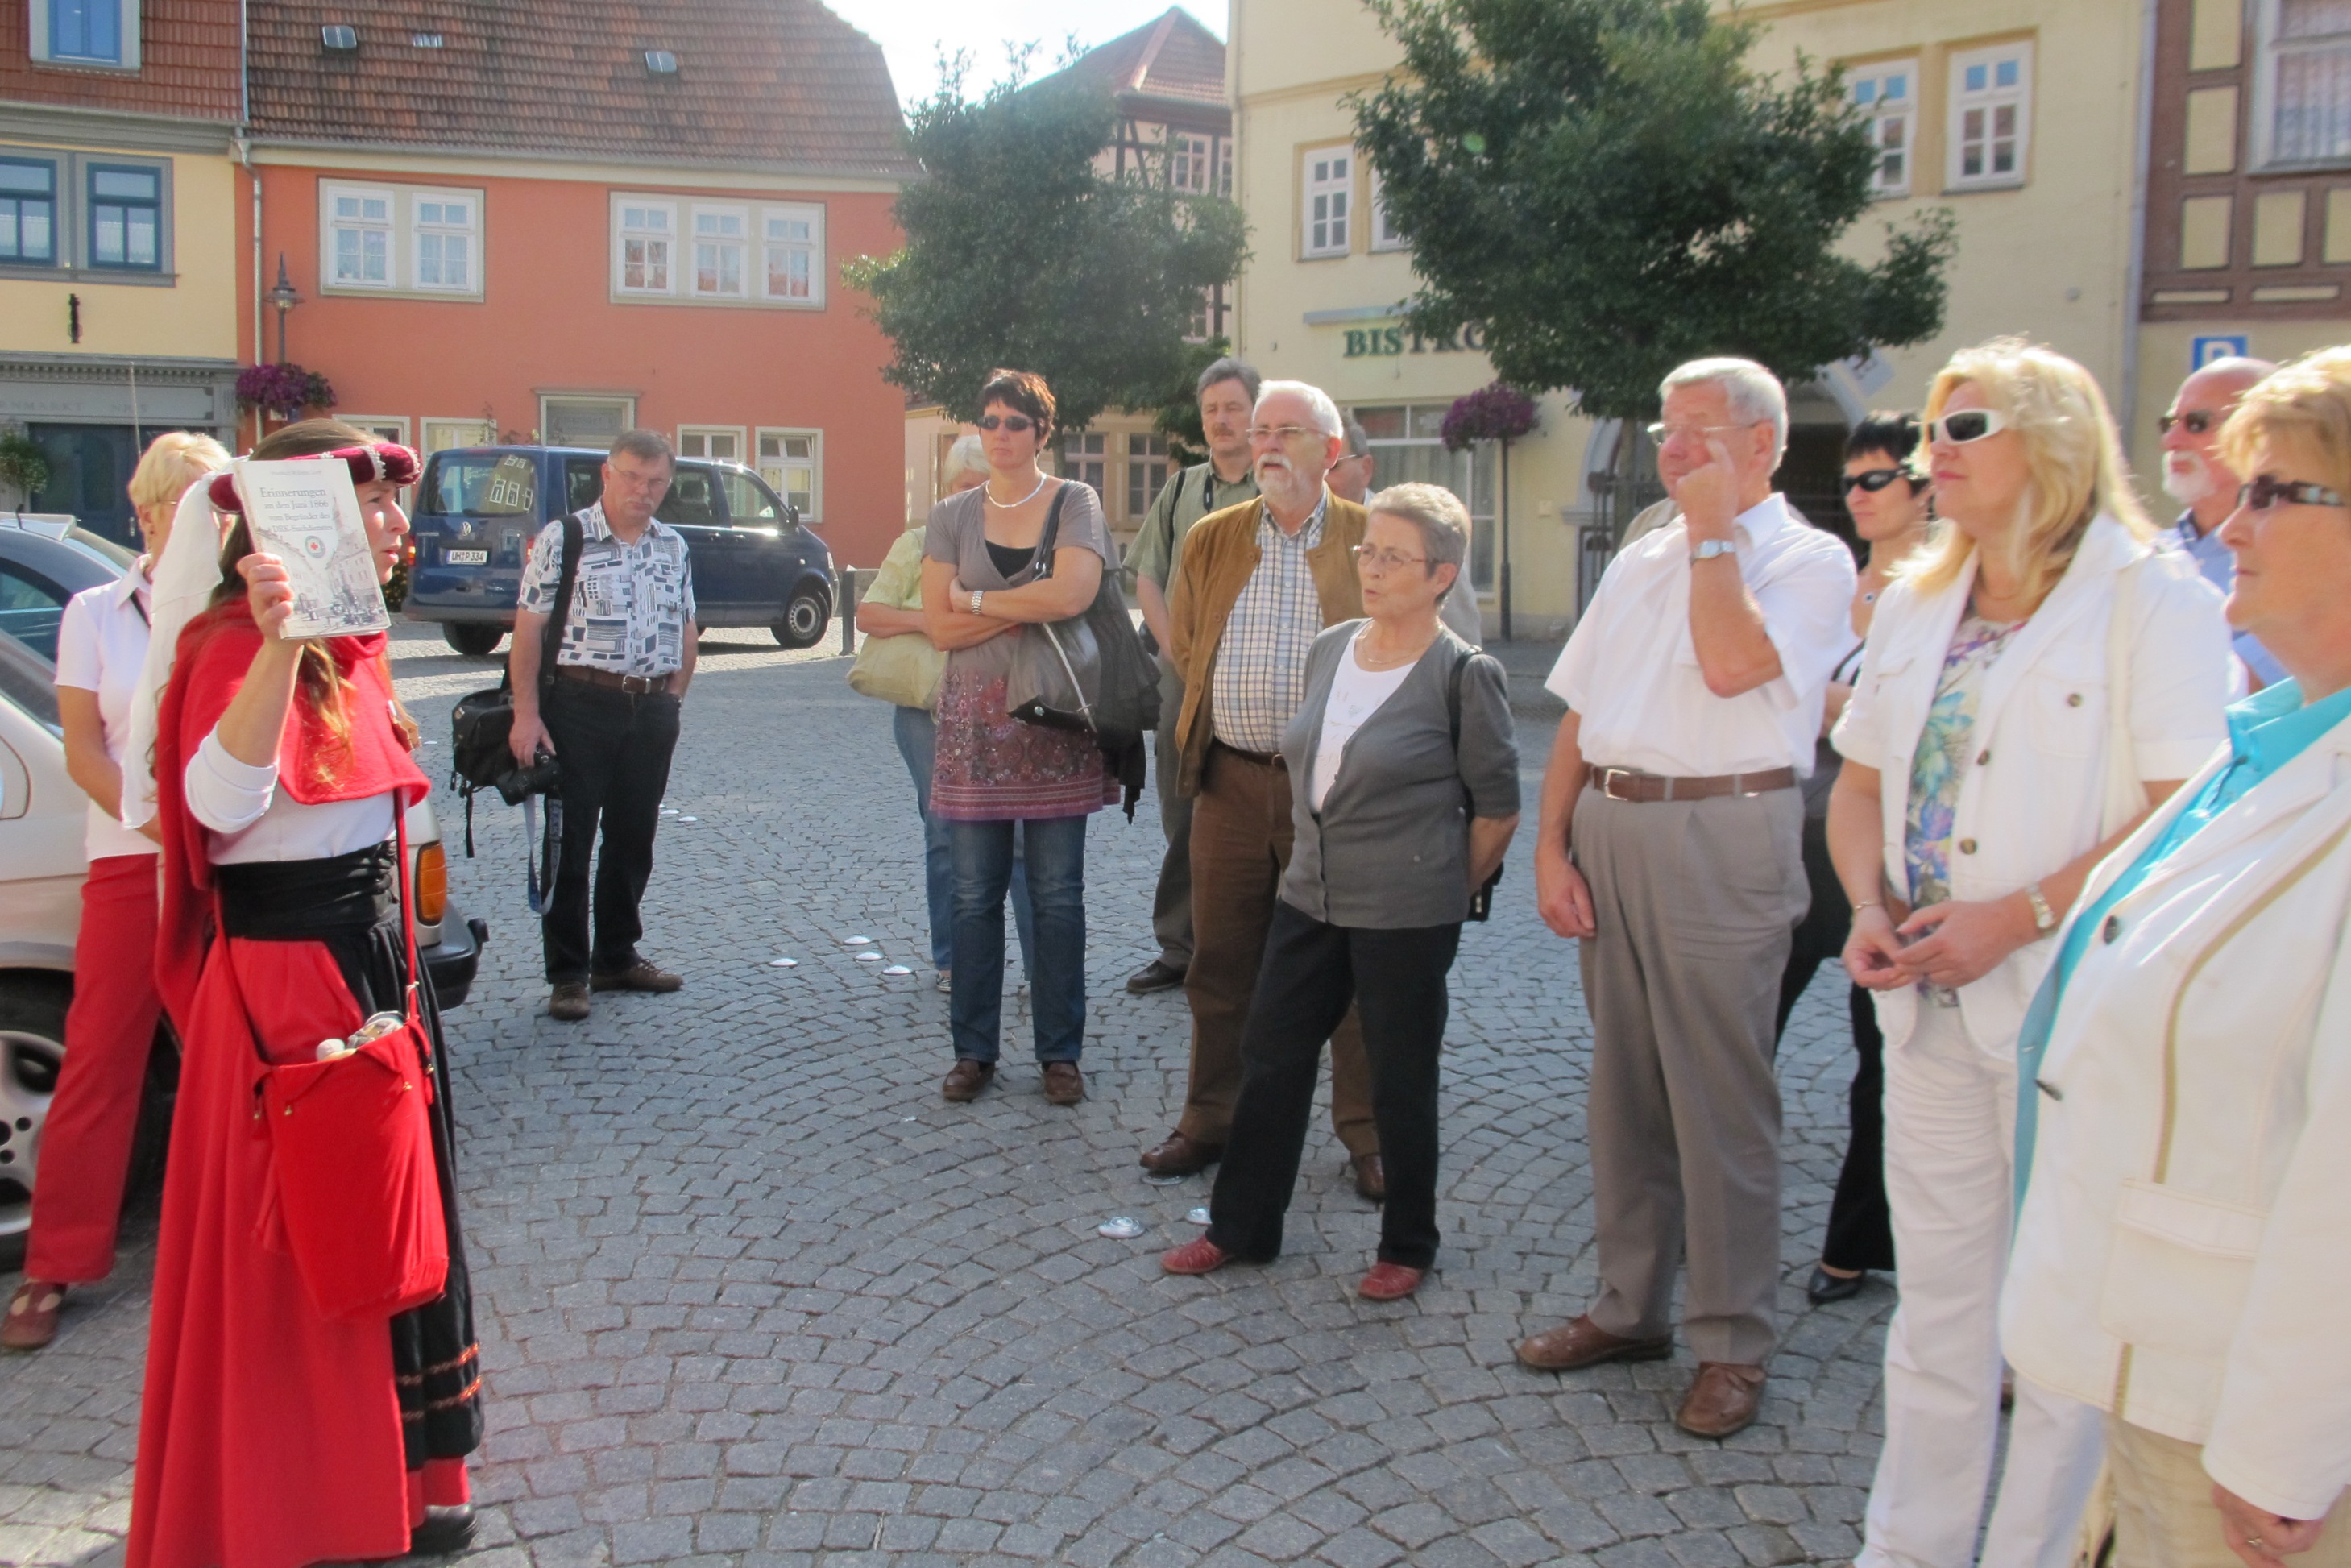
left=1142, top=380, right=1385, bottom=1201
left=1126, top=357, right=1263, bottom=996
left=2158, top=355, right=2283, bottom=689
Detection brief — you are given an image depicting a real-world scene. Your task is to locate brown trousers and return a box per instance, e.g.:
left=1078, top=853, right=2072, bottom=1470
left=1176, top=745, right=1378, bottom=1156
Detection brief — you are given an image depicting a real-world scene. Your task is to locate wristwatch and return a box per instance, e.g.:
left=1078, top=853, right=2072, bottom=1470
left=1690, top=538, right=1738, bottom=563
left=2024, top=881, right=2059, bottom=934
left=969, top=588, right=985, bottom=616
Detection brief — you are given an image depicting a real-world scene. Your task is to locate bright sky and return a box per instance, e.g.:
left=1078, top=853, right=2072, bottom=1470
left=822, top=0, right=1227, bottom=107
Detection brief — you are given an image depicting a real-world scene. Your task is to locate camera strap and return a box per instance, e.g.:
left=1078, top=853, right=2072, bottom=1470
left=523, top=792, right=563, bottom=915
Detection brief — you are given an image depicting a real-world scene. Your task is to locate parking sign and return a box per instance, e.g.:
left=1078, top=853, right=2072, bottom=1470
left=2191, top=334, right=2249, bottom=370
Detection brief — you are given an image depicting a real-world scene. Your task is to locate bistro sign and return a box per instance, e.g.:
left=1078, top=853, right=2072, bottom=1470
left=1341, top=321, right=1488, bottom=359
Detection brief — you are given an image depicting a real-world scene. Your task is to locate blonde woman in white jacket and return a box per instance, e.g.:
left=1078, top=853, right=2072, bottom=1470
left=2002, top=346, right=2351, bottom=1568
left=1828, top=340, right=2234, bottom=1568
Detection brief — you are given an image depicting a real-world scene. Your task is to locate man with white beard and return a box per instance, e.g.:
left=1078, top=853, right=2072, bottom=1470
left=2158, top=355, right=2281, bottom=688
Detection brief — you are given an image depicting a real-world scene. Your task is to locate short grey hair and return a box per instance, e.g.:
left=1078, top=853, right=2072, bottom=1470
left=1366, top=482, right=1470, bottom=575
left=1660, top=357, right=1789, bottom=458
left=609, top=429, right=676, bottom=467
left=1196, top=356, right=1263, bottom=404
left=1341, top=413, right=1372, bottom=461
left=940, top=433, right=987, bottom=489
left=1257, top=380, right=1343, bottom=439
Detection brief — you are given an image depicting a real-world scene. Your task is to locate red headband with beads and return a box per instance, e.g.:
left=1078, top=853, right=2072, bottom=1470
left=207, top=442, right=421, bottom=513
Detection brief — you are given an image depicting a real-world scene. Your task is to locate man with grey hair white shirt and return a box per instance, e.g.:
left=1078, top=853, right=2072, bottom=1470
left=1516, top=356, right=1856, bottom=1438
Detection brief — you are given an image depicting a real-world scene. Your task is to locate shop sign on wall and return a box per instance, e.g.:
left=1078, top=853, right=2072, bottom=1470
left=1341, top=321, right=1487, bottom=359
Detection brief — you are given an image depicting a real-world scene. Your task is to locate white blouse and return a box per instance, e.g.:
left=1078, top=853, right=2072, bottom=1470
left=53, top=568, right=155, bottom=861
left=186, top=731, right=395, bottom=864
left=1308, top=632, right=1417, bottom=811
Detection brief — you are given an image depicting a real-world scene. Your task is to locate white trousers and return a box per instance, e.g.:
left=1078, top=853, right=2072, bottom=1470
left=1857, top=1003, right=2105, bottom=1568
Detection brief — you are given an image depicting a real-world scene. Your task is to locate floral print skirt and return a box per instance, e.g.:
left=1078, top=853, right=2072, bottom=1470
left=931, top=669, right=1111, bottom=822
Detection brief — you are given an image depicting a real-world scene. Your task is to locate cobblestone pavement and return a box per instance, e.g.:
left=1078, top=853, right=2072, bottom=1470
left=2, top=624, right=1908, bottom=1568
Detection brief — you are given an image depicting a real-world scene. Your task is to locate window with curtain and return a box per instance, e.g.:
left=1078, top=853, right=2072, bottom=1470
left=2271, top=0, right=2351, bottom=164
left=0, top=160, right=57, bottom=264
left=330, top=188, right=393, bottom=286
left=88, top=165, right=160, bottom=270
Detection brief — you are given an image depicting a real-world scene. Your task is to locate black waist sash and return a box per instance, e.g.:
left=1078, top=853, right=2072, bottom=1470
left=214, top=842, right=398, bottom=940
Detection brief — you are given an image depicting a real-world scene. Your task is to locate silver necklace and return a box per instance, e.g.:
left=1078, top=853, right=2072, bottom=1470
left=985, top=472, right=1049, bottom=508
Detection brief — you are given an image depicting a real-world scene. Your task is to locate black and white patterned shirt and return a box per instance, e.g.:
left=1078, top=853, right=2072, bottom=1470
left=516, top=502, right=696, bottom=677
left=1210, top=492, right=1329, bottom=753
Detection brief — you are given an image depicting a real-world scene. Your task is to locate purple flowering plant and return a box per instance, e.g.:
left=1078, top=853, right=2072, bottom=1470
left=1439, top=381, right=1538, bottom=451
left=235, top=363, right=337, bottom=420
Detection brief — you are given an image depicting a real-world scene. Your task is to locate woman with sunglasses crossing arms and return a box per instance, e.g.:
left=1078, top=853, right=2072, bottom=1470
left=1829, top=341, right=2233, bottom=1568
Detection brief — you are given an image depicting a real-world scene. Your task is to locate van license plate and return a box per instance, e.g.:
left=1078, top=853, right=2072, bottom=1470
left=445, top=549, right=488, bottom=565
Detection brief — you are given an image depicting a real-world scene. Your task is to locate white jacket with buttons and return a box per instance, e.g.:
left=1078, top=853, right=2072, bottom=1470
left=1999, top=711, right=2351, bottom=1522
left=1831, top=513, right=2233, bottom=1053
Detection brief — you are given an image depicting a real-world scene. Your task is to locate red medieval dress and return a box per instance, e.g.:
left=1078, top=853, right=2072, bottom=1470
left=128, top=603, right=483, bottom=1568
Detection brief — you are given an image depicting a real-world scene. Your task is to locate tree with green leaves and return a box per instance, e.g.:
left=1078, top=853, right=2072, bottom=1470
left=844, top=62, right=1250, bottom=437
left=1353, top=0, right=1956, bottom=425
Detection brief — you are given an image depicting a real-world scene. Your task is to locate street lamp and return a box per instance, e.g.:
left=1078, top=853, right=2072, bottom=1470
left=267, top=254, right=303, bottom=366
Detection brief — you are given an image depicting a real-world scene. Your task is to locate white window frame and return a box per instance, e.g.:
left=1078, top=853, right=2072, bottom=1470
left=2253, top=0, right=2351, bottom=168
left=319, top=179, right=485, bottom=300
left=690, top=203, right=748, bottom=299
left=1946, top=42, right=2033, bottom=191
left=615, top=197, right=675, bottom=296
left=1303, top=146, right=1353, bottom=259
left=677, top=425, right=745, bottom=462
left=612, top=192, right=827, bottom=308
left=411, top=193, right=477, bottom=293
left=1169, top=131, right=1213, bottom=194
left=421, top=417, right=495, bottom=454
left=325, top=183, right=396, bottom=291
left=342, top=415, right=411, bottom=446
left=29, top=0, right=139, bottom=69
left=760, top=203, right=823, bottom=305
left=756, top=427, right=821, bottom=521
left=1848, top=58, right=1920, bottom=198
left=539, top=395, right=636, bottom=450
left=1369, top=169, right=1407, bottom=251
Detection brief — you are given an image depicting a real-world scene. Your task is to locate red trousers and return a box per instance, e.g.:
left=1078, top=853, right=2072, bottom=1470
left=26, top=853, right=164, bottom=1284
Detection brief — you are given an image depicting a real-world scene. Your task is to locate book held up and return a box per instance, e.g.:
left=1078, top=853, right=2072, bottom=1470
left=234, top=456, right=390, bottom=639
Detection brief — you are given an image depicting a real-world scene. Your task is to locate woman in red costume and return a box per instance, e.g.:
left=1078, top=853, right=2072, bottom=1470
left=128, top=419, right=483, bottom=1566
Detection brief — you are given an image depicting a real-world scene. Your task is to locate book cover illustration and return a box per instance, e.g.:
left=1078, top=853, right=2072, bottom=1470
left=234, top=456, right=390, bottom=639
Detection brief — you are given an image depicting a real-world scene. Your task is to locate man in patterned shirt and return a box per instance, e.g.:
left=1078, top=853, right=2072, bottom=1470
left=508, top=429, right=699, bottom=1022
left=1145, top=381, right=1385, bottom=1200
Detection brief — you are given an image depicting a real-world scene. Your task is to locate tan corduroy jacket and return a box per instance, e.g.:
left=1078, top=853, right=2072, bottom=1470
left=1167, top=489, right=1368, bottom=797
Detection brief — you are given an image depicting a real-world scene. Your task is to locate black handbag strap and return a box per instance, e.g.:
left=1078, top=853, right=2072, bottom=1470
left=537, top=512, right=586, bottom=693
left=1028, top=483, right=1074, bottom=580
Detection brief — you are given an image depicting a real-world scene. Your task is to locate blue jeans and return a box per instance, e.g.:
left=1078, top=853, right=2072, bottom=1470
left=949, top=815, right=1086, bottom=1064
left=892, top=706, right=1032, bottom=974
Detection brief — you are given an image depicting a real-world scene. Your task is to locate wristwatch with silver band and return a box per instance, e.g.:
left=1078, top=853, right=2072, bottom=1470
left=1690, top=538, right=1738, bottom=563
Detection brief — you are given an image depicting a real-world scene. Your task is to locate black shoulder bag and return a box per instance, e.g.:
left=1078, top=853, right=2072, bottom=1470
left=448, top=512, right=584, bottom=857
left=1448, top=646, right=1505, bottom=923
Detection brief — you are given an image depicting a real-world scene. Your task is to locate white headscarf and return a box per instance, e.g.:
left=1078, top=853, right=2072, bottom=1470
left=120, top=469, right=240, bottom=831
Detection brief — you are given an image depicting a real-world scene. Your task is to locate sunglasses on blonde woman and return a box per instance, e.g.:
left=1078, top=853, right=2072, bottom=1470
left=1926, top=408, right=2011, bottom=445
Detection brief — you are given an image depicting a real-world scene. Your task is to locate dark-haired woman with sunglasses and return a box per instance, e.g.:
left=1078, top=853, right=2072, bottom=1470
left=1776, top=413, right=1934, bottom=1310
left=1826, top=342, right=2233, bottom=1568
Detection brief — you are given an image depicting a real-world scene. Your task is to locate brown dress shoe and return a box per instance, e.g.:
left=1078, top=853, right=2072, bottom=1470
left=942, top=1059, right=995, bottom=1101
left=1139, top=1131, right=1222, bottom=1176
left=1042, top=1062, right=1084, bottom=1105
left=548, top=981, right=591, bottom=1022
left=2, top=1280, right=65, bottom=1351
left=1350, top=1152, right=1386, bottom=1202
left=592, top=959, right=683, bottom=993
left=1676, top=1362, right=1767, bottom=1438
left=1515, top=1313, right=1676, bottom=1372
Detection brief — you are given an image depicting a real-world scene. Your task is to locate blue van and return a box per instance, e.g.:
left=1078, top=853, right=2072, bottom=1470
left=403, top=445, right=836, bottom=656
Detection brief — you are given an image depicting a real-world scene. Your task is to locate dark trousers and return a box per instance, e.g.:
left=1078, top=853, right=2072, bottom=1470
left=540, top=680, right=681, bottom=984
left=1149, top=662, right=1194, bottom=969
left=1774, top=813, right=1896, bottom=1274
left=1208, top=902, right=1460, bottom=1270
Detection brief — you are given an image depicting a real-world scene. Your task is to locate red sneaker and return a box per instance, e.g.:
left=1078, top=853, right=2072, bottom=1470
left=1358, top=1262, right=1425, bottom=1301
left=1160, top=1236, right=1233, bottom=1276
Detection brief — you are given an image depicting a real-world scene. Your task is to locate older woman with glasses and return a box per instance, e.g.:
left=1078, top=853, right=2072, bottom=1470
left=2002, top=346, right=2351, bottom=1568
left=1160, top=483, right=1518, bottom=1301
left=1830, top=339, right=2234, bottom=1568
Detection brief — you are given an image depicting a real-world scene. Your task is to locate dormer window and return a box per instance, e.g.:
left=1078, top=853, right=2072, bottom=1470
left=321, top=24, right=358, bottom=51
left=411, top=31, right=442, bottom=48
left=645, top=49, right=678, bottom=75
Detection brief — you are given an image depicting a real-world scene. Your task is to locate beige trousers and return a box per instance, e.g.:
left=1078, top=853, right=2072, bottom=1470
left=2102, top=1418, right=2351, bottom=1568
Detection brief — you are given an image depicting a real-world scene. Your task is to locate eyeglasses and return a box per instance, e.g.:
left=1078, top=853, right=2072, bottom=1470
left=1926, top=408, right=2012, bottom=445
left=1840, top=467, right=1918, bottom=495
left=2158, top=409, right=2218, bottom=437
left=976, top=413, right=1036, bottom=433
left=1644, top=419, right=1764, bottom=446
left=2237, top=474, right=2346, bottom=511
left=1246, top=424, right=1327, bottom=443
left=1350, top=544, right=1428, bottom=571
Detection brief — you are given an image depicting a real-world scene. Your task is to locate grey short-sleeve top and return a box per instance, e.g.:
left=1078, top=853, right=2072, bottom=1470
left=923, top=481, right=1113, bottom=682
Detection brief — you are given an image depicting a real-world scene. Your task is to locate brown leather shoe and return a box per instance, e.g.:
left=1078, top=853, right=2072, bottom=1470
left=1515, top=1313, right=1676, bottom=1372
left=548, top=981, right=591, bottom=1022
left=1042, top=1062, right=1084, bottom=1105
left=1350, top=1152, right=1386, bottom=1202
left=1358, top=1261, right=1423, bottom=1301
left=1676, top=1362, right=1768, bottom=1438
left=2, top=1280, right=65, bottom=1351
left=591, top=959, right=682, bottom=993
left=1139, top=1131, right=1222, bottom=1176
left=941, top=1059, right=995, bottom=1101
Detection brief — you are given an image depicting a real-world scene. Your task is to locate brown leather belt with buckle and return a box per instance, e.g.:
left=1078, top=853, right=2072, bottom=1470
left=1211, top=740, right=1285, bottom=769
left=554, top=665, right=671, bottom=695
left=1594, top=765, right=1797, bottom=803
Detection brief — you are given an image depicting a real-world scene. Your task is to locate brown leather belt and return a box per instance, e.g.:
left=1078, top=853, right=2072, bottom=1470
left=554, top=665, right=672, bottom=695
left=1594, top=765, right=1797, bottom=803
left=1211, top=740, right=1285, bottom=770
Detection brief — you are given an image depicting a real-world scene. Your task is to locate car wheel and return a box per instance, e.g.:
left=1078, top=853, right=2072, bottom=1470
left=0, top=975, right=69, bottom=1271
left=444, top=623, right=505, bottom=657
left=773, top=584, right=831, bottom=649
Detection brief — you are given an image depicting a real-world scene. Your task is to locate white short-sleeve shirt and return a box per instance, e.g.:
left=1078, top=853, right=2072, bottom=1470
left=53, top=568, right=157, bottom=861
left=1547, top=494, right=1857, bottom=777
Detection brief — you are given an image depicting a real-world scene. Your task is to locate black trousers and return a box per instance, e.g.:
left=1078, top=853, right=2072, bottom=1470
left=1208, top=902, right=1460, bottom=1271
left=1775, top=813, right=1897, bottom=1274
left=540, top=680, right=682, bottom=984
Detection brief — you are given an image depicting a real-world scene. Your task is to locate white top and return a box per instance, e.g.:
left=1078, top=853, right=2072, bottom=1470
left=53, top=567, right=156, bottom=861
left=1546, top=494, right=1856, bottom=776
left=1308, top=630, right=1418, bottom=811
left=185, top=732, right=396, bottom=863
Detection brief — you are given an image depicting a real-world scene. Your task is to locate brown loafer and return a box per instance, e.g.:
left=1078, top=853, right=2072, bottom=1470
left=1139, top=1130, right=1222, bottom=1176
left=1676, top=1362, right=1768, bottom=1438
left=1350, top=1152, right=1386, bottom=1202
left=1160, top=1236, right=1232, bottom=1276
left=1042, top=1061, right=1084, bottom=1105
left=1515, top=1313, right=1676, bottom=1372
left=2, top=1280, right=66, bottom=1351
left=591, top=959, right=683, bottom=993
left=1358, top=1261, right=1423, bottom=1301
left=942, top=1059, right=995, bottom=1102
left=547, top=981, right=591, bottom=1022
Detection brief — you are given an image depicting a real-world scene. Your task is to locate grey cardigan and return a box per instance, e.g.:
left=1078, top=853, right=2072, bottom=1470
left=1279, top=620, right=1520, bottom=929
